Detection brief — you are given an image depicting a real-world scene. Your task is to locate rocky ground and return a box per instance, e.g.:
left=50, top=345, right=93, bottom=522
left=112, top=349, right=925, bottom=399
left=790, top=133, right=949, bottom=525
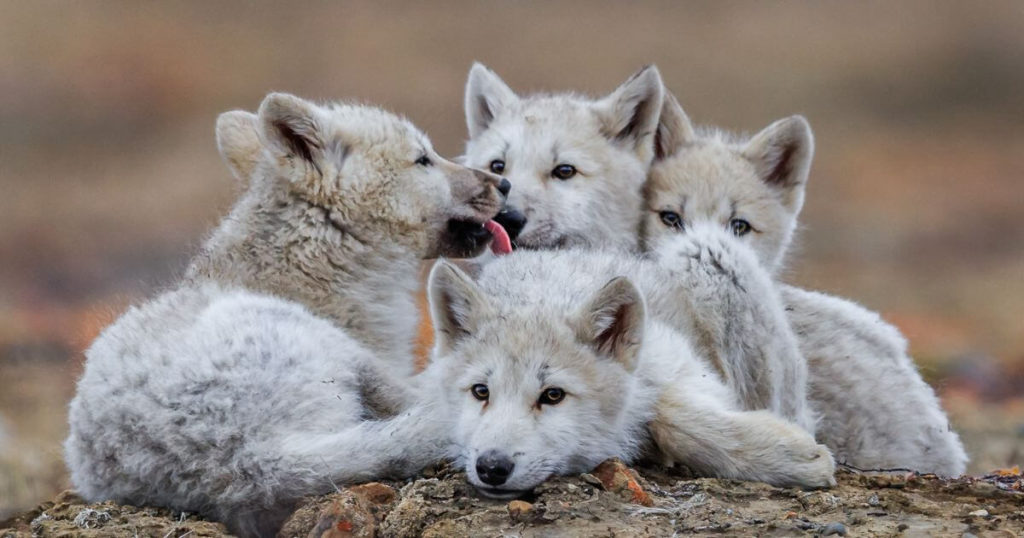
left=2, top=460, right=1022, bottom=538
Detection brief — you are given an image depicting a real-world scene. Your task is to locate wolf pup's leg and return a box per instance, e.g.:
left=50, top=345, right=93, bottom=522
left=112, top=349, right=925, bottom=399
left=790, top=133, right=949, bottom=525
left=649, top=383, right=835, bottom=488
left=648, top=223, right=815, bottom=432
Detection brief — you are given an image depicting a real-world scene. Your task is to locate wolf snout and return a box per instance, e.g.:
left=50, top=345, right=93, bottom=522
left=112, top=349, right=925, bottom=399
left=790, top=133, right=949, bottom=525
left=475, top=450, right=515, bottom=486
left=494, top=206, right=527, bottom=242
left=497, top=177, right=512, bottom=197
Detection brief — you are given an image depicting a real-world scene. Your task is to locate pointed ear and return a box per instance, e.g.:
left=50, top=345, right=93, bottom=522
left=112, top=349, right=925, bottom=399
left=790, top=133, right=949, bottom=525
left=465, top=63, right=518, bottom=139
left=742, top=116, right=814, bottom=209
left=216, top=110, right=262, bottom=183
left=257, top=93, right=329, bottom=175
left=574, top=277, right=646, bottom=372
left=428, top=260, right=492, bottom=353
left=595, top=65, right=664, bottom=157
left=654, top=90, right=696, bottom=161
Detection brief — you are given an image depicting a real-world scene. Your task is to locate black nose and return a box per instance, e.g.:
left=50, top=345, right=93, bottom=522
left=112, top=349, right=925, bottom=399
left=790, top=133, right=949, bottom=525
left=494, top=207, right=528, bottom=242
left=497, top=177, right=512, bottom=196
left=475, top=450, right=515, bottom=486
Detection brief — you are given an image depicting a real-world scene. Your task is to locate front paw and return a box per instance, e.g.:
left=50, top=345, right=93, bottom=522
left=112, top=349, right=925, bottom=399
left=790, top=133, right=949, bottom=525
left=653, top=227, right=749, bottom=287
left=786, top=442, right=837, bottom=489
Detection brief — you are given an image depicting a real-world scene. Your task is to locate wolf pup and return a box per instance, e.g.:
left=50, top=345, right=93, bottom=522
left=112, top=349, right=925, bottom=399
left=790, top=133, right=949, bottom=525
left=463, top=62, right=663, bottom=250
left=424, top=228, right=835, bottom=498
left=461, top=64, right=814, bottom=433
left=642, top=91, right=968, bottom=476
left=64, top=93, right=511, bottom=537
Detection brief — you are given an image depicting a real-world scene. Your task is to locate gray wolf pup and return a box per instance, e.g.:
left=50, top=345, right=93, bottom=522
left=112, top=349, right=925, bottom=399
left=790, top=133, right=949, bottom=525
left=64, top=93, right=510, bottom=537
left=642, top=91, right=968, bottom=476
left=423, top=226, right=835, bottom=498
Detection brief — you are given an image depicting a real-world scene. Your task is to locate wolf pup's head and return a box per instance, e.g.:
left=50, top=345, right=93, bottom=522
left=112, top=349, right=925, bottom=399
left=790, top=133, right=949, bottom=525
left=462, top=64, right=664, bottom=251
left=427, top=261, right=648, bottom=498
left=214, top=93, right=510, bottom=260
left=641, top=91, right=814, bottom=273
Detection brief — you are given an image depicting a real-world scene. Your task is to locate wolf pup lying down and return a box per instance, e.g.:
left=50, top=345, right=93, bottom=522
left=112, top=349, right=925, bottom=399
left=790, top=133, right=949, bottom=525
left=422, top=225, right=835, bottom=499
left=64, top=93, right=512, bottom=537
left=642, top=91, right=968, bottom=475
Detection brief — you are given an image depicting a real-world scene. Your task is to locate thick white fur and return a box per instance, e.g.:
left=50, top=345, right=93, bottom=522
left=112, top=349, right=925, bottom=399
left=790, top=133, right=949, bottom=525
left=424, top=228, right=834, bottom=495
left=64, top=93, right=506, bottom=537
left=463, top=63, right=662, bottom=250
left=463, top=62, right=967, bottom=476
left=642, top=91, right=967, bottom=475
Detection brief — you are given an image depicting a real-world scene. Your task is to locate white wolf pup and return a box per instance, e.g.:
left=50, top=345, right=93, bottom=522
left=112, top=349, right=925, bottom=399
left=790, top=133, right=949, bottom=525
left=463, top=62, right=663, bottom=250
left=424, top=231, right=835, bottom=497
left=64, top=93, right=511, bottom=537
left=641, top=91, right=968, bottom=476
left=462, top=64, right=814, bottom=433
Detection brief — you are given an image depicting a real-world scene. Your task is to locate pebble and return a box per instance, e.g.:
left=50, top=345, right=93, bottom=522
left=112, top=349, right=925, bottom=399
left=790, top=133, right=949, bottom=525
left=968, top=509, right=989, bottom=517
left=507, top=500, right=533, bottom=520
left=821, top=522, right=847, bottom=536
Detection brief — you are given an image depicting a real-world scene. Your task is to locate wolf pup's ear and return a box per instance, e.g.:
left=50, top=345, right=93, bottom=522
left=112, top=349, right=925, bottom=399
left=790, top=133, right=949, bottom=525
left=216, top=110, right=262, bottom=184
left=465, top=63, right=519, bottom=139
left=654, top=90, right=696, bottom=161
left=742, top=115, right=814, bottom=212
left=575, top=277, right=646, bottom=372
left=258, top=93, right=336, bottom=178
left=596, top=65, right=664, bottom=159
left=428, top=260, right=493, bottom=353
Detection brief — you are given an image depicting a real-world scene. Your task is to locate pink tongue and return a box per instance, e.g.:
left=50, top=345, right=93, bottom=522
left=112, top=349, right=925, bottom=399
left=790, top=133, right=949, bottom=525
left=484, top=219, right=512, bottom=256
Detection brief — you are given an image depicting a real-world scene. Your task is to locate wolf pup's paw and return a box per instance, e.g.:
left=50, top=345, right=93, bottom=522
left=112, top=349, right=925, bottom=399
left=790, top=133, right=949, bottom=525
left=652, top=224, right=757, bottom=290
left=785, top=442, right=837, bottom=489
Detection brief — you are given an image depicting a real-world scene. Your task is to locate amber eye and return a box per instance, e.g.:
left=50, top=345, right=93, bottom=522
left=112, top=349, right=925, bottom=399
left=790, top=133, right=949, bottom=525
left=659, top=211, right=682, bottom=229
left=552, top=164, right=577, bottom=180
left=471, top=384, right=490, bottom=401
left=538, top=387, right=566, bottom=405
left=489, top=160, right=506, bottom=174
left=730, top=218, right=752, bottom=237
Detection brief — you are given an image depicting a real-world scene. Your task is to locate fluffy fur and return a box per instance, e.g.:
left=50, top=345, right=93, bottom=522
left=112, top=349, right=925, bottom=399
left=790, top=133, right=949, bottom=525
left=461, top=65, right=813, bottom=432
left=641, top=90, right=967, bottom=475
left=424, top=227, right=835, bottom=497
left=463, top=63, right=662, bottom=250
left=462, top=62, right=967, bottom=476
left=64, top=93, right=507, bottom=537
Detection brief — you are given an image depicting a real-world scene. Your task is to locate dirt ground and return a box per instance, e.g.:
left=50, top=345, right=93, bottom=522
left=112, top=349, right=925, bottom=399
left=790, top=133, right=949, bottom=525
left=3, top=460, right=1022, bottom=538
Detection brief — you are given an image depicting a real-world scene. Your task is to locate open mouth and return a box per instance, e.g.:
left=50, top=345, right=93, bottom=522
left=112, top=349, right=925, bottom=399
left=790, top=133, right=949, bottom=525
left=443, top=218, right=512, bottom=258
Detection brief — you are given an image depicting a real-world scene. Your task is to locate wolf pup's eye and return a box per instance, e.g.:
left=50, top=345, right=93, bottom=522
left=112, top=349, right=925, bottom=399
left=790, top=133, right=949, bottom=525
left=489, top=160, right=505, bottom=174
left=471, top=384, right=490, bottom=401
left=415, top=155, right=433, bottom=167
left=659, top=211, right=682, bottom=229
left=552, top=164, right=576, bottom=180
left=730, top=218, right=752, bottom=237
left=538, top=387, right=565, bottom=405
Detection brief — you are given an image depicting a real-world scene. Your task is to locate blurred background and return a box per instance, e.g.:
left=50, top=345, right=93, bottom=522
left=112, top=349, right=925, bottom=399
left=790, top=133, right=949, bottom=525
left=1, top=1, right=1022, bottom=518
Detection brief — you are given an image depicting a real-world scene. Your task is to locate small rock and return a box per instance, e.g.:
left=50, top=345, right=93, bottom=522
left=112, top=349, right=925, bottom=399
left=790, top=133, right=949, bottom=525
left=590, top=459, right=653, bottom=506
left=821, top=521, right=847, bottom=536
left=72, top=508, right=111, bottom=529
left=507, top=500, right=533, bottom=521
left=897, top=523, right=909, bottom=532
left=580, top=473, right=602, bottom=487
left=968, top=509, right=989, bottom=517
left=348, top=482, right=397, bottom=505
